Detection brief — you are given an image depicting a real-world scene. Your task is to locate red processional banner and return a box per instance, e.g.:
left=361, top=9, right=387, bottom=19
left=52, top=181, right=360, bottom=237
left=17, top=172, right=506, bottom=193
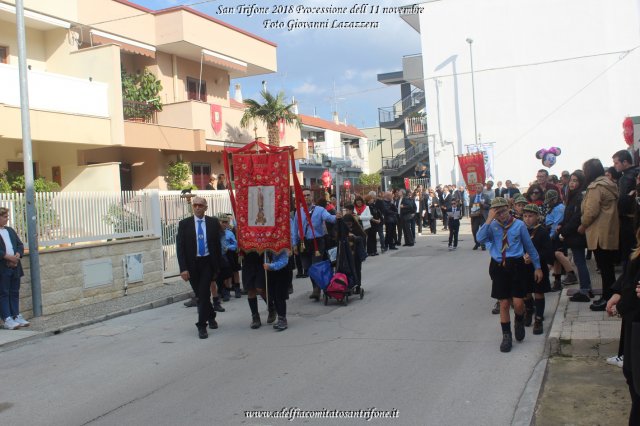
left=457, top=153, right=486, bottom=195
left=223, top=140, right=316, bottom=256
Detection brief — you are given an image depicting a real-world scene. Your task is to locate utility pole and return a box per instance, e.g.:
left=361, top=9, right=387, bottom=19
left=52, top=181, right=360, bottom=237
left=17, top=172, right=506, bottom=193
left=16, top=0, right=42, bottom=316
left=466, top=38, right=479, bottom=145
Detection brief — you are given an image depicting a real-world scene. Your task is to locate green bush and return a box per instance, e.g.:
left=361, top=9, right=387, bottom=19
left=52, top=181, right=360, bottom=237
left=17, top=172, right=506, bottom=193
left=166, top=161, right=192, bottom=190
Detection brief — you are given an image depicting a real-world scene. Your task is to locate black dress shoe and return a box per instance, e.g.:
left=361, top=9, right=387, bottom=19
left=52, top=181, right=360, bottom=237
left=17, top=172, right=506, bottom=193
left=570, top=292, right=591, bottom=302
left=198, top=327, right=208, bottom=339
left=473, top=244, right=479, bottom=250
left=184, top=297, right=197, bottom=307
left=389, top=247, right=398, bottom=250
left=296, top=273, right=304, bottom=278
left=208, top=319, right=218, bottom=329
left=481, top=246, right=486, bottom=251
left=590, top=298, right=607, bottom=311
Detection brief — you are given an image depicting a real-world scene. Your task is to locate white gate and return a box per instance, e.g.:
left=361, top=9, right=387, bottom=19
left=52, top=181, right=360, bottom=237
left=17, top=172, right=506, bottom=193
left=159, top=190, right=233, bottom=278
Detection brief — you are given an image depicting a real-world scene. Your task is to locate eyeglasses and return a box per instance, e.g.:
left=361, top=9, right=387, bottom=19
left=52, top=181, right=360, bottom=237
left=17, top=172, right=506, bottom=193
left=192, top=203, right=206, bottom=208
left=531, top=191, right=541, bottom=195
left=303, top=193, right=312, bottom=197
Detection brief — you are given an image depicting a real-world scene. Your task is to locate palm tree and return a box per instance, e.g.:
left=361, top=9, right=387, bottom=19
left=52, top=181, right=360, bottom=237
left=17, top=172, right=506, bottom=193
left=240, top=90, right=300, bottom=147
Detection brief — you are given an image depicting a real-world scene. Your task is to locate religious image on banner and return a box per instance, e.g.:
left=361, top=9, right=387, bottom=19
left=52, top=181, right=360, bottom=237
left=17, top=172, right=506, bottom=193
left=248, top=185, right=275, bottom=227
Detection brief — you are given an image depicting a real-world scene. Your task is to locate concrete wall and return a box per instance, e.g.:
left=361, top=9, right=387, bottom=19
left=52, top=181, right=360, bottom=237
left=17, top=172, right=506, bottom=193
left=61, top=163, right=122, bottom=192
left=19, top=237, right=163, bottom=317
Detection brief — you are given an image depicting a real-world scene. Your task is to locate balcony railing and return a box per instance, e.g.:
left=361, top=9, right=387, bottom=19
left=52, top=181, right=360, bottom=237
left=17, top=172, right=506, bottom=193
left=382, top=140, right=429, bottom=170
left=123, top=100, right=158, bottom=123
left=378, top=87, right=425, bottom=126
left=405, top=116, right=428, bottom=136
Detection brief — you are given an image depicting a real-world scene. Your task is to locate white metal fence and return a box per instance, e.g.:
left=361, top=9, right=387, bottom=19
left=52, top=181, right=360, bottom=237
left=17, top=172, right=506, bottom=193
left=0, top=191, right=155, bottom=247
left=159, top=190, right=233, bottom=277
left=1, top=190, right=234, bottom=279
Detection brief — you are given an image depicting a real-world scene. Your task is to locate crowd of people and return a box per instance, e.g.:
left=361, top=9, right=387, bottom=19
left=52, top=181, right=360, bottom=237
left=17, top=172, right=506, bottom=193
left=176, top=148, right=640, bottom=423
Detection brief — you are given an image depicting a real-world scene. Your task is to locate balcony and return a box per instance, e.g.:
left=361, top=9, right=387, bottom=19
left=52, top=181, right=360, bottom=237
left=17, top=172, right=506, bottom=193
left=405, top=116, right=428, bottom=137
left=0, top=63, right=113, bottom=145
left=381, top=139, right=430, bottom=177
left=0, top=63, right=109, bottom=117
left=154, top=8, right=277, bottom=78
left=123, top=100, right=158, bottom=124
left=378, top=87, right=425, bottom=129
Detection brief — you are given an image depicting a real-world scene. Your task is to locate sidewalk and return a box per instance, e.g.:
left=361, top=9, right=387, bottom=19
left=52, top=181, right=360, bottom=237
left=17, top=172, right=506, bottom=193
left=0, top=279, right=191, bottom=350
left=535, top=262, right=631, bottom=425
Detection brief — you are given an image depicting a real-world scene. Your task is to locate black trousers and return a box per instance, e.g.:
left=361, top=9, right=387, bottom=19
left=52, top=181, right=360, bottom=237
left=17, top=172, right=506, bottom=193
left=623, top=317, right=640, bottom=426
left=366, top=226, right=378, bottom=254
left=471, top=215, right=485, bottom=246
left=189, top=256, right=215, bottom=328
left=396, top=219, right=404, bottom=245
left=402, top=216, right=414, bottom=245
left=385, top=222, right=397, bottom=248
left=267, top=268, right=289, bottom=317
left=448, top=220, right=460, bottom=247
left=594, top=248, right=617, bottom=300
left=414, top=213, right=423, bottom=235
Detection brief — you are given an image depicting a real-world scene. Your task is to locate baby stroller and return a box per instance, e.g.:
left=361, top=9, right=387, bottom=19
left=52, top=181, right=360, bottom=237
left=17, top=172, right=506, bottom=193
left=324, top=218, right=365, bottom=305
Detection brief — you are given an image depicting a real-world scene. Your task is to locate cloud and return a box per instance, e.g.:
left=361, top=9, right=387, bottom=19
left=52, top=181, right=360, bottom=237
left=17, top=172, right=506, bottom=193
left=293, top=82, right=324, bottom=95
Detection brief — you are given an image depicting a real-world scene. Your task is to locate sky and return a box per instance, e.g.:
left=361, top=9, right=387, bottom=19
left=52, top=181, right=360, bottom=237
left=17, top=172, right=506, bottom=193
left=135, top=0, right=422, bottom=128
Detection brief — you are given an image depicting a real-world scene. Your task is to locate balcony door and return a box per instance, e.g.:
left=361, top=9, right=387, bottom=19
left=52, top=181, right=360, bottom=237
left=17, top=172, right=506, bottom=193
left=186, top=77, right=207, bottom=102
left=0, top=46, right=7, bottom=64
left=191, top=162, right=211, bottom=190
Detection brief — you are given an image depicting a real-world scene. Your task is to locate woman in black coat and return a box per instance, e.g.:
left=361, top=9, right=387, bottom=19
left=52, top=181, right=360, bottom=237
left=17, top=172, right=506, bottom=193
left=607, top=230, right=640, bottom=425
left=558, top=170, right=592, bottom=302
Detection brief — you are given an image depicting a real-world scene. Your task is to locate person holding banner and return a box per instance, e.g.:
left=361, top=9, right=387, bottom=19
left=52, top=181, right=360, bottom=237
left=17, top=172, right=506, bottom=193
left=263, top=250, right=291, bottom=331
left=292, top=189, right=339, bottom=301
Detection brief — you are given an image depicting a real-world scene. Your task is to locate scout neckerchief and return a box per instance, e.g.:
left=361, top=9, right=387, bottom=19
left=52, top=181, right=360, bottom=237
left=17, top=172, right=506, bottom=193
left=528, top=223, right=541, bottom=240
left=497, top=215, right=515, bottom=266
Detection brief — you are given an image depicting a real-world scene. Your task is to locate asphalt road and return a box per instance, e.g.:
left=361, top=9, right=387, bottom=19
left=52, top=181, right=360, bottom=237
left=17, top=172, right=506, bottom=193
left=0, top=225, right=555, bottom=426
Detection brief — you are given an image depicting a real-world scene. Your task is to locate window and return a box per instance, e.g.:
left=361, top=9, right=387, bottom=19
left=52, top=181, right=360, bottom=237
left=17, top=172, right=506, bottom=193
left=0, top=46, right=7, bottom=64
left=186, top=77, right=206, bottom=102
left=191, top=162, right=211, bottom=190
left=8, top=161, right=37, bottom=177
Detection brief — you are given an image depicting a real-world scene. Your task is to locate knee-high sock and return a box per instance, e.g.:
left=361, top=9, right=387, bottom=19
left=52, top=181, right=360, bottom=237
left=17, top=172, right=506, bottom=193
left=534, top=298, right=545, bottom=320
left=248, top=297, right=259, bottom=316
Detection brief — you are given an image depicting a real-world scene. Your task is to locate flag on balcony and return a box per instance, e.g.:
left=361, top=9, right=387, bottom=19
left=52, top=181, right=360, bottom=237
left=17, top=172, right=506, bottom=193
left=457, top=152, right=486, bottom=195
left=278, top=118, right=286, bottom=141
left=211, top=104, right=222, bottom=134
left=223, top=140, right=316, bottom=255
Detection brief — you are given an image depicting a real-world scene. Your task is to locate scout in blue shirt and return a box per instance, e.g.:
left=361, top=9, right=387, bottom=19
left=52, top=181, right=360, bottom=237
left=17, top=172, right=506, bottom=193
left=477, top=197, right=543, bottom=353
left=543, top=190, right=566, bottom=291
left=292, top=189, right=340, bottom=300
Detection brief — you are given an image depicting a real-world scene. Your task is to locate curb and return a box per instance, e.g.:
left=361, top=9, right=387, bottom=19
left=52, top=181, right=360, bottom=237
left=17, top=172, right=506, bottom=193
left=0, top=291, right=192, bottom=351
left=547, top=289, right=568, bottom=356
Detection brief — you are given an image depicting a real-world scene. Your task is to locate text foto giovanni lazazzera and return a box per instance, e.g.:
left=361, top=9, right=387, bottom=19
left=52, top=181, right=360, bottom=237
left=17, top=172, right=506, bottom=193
left=216, top=4, right=425, bottom=31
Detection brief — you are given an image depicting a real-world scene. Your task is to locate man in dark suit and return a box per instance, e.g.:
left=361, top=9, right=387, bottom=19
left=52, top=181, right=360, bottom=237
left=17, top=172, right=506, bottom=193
left=176, top=196, right=223, bottom=339
left=399, top=189, right=416, bottom=246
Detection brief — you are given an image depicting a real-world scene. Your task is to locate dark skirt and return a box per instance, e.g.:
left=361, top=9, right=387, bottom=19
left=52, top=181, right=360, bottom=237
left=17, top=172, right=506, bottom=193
left=241, top=252, right=265, bottom=291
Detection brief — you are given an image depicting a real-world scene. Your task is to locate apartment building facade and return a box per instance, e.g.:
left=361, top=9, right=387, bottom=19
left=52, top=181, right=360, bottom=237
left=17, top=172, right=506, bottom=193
left=0, top=0, right=302, bottom=191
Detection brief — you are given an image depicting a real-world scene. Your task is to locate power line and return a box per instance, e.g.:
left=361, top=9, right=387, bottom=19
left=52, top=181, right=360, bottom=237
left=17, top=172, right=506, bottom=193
left=87, top=0, right=218, bottom=26
left=335, top=47, right=639, bottom=99
left=495, top=47, right=638, bottom=158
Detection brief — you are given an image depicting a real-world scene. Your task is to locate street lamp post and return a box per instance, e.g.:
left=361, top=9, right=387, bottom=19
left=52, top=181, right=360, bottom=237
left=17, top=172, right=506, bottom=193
left=466, top=38, right=479, bottom=145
